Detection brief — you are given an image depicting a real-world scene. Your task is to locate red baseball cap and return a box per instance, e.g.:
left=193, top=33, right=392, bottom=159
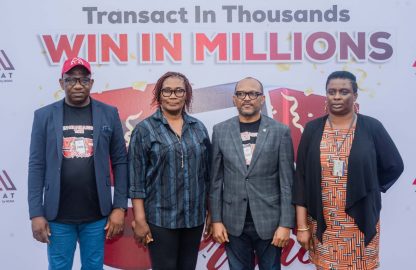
left=61, top=57, right=91, bottom=76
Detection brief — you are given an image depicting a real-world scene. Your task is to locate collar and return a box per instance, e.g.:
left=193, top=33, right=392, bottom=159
left=152, top=108, right=197, bottom=125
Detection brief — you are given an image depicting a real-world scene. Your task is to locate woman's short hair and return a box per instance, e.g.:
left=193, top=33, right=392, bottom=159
left=326, top=71, right=358, bottom=93
left=151, top=71, right=193, bottom=112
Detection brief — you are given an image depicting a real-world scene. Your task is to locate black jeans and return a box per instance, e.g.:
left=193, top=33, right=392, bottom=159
left=225, top=220, right=282, bottom=270
left=148, top=223, right=204, bottom=270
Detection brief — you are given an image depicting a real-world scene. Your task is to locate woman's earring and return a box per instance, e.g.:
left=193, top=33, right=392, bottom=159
left=324, top=100, right=328, bottom=113
left=354, top=102, right=359, bottom=114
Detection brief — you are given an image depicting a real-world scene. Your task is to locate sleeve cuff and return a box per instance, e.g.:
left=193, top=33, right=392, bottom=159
left=128, top=190, right=146, bottom=199
left=210, top=212, right=222, bottom=223
left=29, top=208, right=44, bottom=220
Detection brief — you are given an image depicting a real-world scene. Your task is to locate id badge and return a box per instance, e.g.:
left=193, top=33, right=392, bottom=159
left=74, top=138, right=86, bottom=154
left=332, top=159, right=345, bottom=177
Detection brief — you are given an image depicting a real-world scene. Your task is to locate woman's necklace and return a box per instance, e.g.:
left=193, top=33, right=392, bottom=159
left=327, top=113, right=356, bottom=177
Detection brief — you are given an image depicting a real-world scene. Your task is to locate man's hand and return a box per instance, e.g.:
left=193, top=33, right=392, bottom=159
left=211, top=222, right=229, bottom=244
left=271, top=226, right=291, bottom=247
left=104, top=208, right=125, bottom=240
left=31, top=216, right=51, bottom=244
left=131, top=219, right=153, bottom=246
left=297, top=229, right=313, bottom=251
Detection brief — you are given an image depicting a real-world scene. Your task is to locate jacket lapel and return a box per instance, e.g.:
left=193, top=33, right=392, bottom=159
left=247, top=117, right=269, bottom=175
left=229, top=117, right=247, bottom=172
left=92, top=99, right=102, bottom=154
left=53, top=100, right=64, bottom=164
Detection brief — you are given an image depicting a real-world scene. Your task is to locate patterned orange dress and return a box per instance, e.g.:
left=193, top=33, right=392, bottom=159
left=308, top=123, right=380, bottom=270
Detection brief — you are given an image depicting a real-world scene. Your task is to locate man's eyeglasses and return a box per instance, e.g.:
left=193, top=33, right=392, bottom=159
left=161, top=88, right=186, bottom=97
left=234, top=91, right=263, bottom=100
left=64, top=77, right=92, bottom=87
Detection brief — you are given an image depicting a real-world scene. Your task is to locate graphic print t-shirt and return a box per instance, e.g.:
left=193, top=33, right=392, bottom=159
left=240, top=118, right=261, bottom=167
left=240, top=118, right=261, bottom=222
left=55, top=103, right=102, bottom=224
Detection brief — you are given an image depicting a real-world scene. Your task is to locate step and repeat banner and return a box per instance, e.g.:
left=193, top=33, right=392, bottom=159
left=1, top=0, right=415, bottom=269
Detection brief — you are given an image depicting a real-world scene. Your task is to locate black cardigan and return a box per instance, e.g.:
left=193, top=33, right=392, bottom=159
left=293, top=114, right=404, bottom=245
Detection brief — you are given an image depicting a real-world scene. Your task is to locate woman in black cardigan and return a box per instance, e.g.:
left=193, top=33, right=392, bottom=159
left=293, top=71, right=403, bottom=269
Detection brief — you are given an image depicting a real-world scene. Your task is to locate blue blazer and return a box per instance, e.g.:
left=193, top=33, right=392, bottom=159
left=28, top=98, right=128, bottom=221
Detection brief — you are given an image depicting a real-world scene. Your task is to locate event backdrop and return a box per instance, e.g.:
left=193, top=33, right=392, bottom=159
left=1, top=0, right=415, bottom=269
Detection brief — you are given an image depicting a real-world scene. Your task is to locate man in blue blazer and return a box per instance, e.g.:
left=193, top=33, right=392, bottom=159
left=28, top=57, right=128, bottom=270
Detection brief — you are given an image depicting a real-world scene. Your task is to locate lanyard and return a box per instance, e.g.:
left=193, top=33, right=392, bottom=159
left=327, top=114, right=356, bottom=158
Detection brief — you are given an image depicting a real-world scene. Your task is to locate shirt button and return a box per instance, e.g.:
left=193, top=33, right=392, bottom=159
left=245, top=178, right=248, bottom=181
left=243, top=198, right=247, bottom=201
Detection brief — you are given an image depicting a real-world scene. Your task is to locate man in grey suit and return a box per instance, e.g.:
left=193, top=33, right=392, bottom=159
left=209, top=77, right=295, bottom=270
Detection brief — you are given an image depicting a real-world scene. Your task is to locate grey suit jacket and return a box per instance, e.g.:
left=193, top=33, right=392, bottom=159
left=209, top=115, right=295, bottom=239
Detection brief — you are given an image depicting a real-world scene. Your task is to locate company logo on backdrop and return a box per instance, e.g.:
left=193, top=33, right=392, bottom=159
left=0, top=170, right=17, bottom=203
left=0, top=50, right=15, bottom=83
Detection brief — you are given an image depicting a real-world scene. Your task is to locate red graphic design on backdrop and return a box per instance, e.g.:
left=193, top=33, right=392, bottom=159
left=269, top=88, right=327, bottom=159
left=90, top=83, right=325, bottom=269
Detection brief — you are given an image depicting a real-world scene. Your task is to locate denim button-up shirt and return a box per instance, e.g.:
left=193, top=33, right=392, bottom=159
left=128, top=109, right=211, bottom=229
